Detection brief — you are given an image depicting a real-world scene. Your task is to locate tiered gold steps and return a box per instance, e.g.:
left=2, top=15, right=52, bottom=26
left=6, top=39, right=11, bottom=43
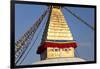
left=47, top=7, right=73, bottom=40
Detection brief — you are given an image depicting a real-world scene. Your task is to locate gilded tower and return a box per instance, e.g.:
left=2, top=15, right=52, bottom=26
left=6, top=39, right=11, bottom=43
left=37, top=6, right=77, bottom=60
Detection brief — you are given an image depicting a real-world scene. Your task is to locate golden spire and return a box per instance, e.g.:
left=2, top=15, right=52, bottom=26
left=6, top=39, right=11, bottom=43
left=47, top=6, right=73, bottom=40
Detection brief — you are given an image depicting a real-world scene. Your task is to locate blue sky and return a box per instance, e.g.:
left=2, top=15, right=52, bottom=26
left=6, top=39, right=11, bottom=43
left=15, top=4, right=95, bottom=65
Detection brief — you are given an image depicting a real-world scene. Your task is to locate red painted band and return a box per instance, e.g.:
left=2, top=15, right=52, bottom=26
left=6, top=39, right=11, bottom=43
left=37, top=41, right=77, bottom=54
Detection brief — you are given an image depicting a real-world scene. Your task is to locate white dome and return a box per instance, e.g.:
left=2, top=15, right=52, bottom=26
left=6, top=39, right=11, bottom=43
left=33, top=57, right=85, bottom=65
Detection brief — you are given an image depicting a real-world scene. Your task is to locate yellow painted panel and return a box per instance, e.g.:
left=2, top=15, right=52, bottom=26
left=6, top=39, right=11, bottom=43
left=60, top=47, right=74, bottom=58
left=46, top=47, right=75, bottom=59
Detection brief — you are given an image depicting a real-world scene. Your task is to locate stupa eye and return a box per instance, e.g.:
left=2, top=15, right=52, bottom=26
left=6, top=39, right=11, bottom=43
left=64, top=49, right=68, bottom=51
left=55, top=48, right=59, bottom=51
